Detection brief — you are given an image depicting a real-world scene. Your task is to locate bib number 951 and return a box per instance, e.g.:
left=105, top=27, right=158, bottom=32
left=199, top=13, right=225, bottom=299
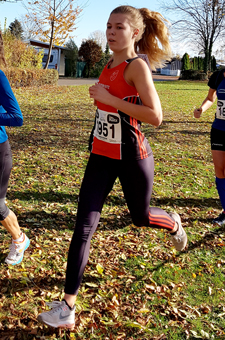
left=94, top=109, right=121, bottom=143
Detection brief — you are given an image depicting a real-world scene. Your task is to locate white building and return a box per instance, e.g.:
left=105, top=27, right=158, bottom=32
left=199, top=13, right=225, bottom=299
left=29, top=39, right=69, bottom=76
left=160, top=59, right=183, bottom=76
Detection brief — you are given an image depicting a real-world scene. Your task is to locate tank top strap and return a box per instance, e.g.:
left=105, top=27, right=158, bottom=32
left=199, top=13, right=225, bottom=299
left=126, top=57, right=139, bottom=64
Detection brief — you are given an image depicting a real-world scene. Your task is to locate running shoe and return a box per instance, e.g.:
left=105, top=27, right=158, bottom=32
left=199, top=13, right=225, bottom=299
left=213, top=212, right=225, bottom=226
left=5, top=233, right=30, bottom=265
left=37, top=300, right=75, bottom=329
left=169, top=212, right=187, bottom=251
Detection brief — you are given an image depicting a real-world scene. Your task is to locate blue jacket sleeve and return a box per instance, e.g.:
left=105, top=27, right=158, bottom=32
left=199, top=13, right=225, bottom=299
left=0, top=70, right=23, bottom=127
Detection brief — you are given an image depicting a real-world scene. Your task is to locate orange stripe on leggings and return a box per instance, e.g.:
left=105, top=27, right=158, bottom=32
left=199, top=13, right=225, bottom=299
left=148, top=212, right=175, bottom=230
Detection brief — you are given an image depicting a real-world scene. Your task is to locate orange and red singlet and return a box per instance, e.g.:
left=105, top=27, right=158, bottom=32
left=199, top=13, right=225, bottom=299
left=89, top=58, right=152, bottom=160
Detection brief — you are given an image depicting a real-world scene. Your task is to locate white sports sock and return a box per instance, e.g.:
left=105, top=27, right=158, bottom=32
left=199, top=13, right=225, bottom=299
left=13, top=232, right=24, bottom=243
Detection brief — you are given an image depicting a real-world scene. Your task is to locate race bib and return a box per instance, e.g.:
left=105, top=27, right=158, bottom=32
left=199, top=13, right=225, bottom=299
left=216, top=100, right=225, bottom=120
left=93, top=109, right=121, bottom=144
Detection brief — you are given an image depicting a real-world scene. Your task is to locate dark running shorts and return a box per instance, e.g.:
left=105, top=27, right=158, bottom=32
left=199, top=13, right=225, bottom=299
left=211, top=127, right=225, bottom=151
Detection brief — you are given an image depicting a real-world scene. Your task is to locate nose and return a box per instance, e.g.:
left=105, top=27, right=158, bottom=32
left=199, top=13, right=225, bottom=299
left=108, top=28, right=115, bottom=36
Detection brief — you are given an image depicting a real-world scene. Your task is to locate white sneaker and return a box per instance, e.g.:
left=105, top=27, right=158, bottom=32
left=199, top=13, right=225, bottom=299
left=5, top=233, right=30, bottom=265
left=37, top=300, right=75, bottom=329
left=169, top=212, right=187, bottom=251
left=213, top=212, right=225, bottom=226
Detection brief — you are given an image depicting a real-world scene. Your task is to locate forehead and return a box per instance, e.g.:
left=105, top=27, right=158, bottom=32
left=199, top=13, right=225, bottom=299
left=107, top=13, right=131, bottom=25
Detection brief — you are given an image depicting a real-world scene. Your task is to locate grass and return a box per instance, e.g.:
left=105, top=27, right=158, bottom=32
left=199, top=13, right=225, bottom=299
left=0, top=80, right=224, bottom=340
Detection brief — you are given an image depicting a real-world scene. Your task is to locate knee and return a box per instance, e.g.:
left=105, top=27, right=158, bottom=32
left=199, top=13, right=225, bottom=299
left=214, top=163, right=225, bottom=178
left=0, top=198, right=10, bottom=220
left=215, top=168, right=225, bottom=178
left=131, top=215, right=149, bottom=227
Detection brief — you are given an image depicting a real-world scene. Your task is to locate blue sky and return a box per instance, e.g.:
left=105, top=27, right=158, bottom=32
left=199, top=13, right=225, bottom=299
left=0, top=0, right=189, bottom=55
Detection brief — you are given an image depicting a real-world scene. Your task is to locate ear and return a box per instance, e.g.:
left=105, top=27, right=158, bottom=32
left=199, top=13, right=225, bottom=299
left=132, top=28, right=139, bottom=39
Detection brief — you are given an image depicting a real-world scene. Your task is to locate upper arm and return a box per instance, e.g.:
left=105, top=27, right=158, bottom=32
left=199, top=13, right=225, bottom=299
left=126, top=59, right=162, bottom=112
left=207, top=88, right=217, bottom=103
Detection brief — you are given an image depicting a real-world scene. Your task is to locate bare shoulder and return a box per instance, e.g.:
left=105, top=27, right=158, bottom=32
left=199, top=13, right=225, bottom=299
left=130, top=57, right=150, bottom=72
left=125, top=58, right=152, bottom=86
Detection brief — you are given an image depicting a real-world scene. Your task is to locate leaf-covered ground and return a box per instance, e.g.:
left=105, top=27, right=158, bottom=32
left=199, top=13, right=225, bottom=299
left=0, top=81, right=224, bottom=340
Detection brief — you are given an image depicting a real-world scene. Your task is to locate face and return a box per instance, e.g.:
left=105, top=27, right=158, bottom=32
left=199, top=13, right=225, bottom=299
left=106, top=13, right=137, bottom=53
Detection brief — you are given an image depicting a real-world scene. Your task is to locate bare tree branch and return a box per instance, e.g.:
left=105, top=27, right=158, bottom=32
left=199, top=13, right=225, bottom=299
left=161, top=0, right=225, bottom=71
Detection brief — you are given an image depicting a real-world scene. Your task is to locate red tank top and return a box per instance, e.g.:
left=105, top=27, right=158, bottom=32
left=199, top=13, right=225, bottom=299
left=89, top=58, right=152, bottom=160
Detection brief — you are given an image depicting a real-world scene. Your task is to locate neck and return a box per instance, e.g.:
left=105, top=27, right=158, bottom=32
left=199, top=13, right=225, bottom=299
left=111, top=49, right=137, bottom=68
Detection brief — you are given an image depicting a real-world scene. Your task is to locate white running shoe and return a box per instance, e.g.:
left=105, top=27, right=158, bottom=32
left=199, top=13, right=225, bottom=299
left=5, top=233, right=30, bottom=265
left=213, top=212, right=225, bottom=226
left=37, top=300, right=75, bottom=329
left=169, top=212, right=187, bottom=251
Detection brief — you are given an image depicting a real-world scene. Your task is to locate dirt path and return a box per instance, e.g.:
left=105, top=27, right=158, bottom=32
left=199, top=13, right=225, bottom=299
left=58, top=74, right=179, bottom=86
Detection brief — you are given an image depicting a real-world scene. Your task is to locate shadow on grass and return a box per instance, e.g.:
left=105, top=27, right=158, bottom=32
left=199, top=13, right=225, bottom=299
left=144, top=224, right=225, bottom=277
left=7, top=189, right=79, bottom=204
left=0, top=276, right=65, bottom=294
left=8, top=132, right=91, bottom=151
left=5, top=190, right=222, bottom=232
left=151, top=197, right=221, bottom=209
left=7, top=190, right=221, bottom=208
left=0, top=329, right=62, bottom=340
left=0, top=277, right=66, bottom=338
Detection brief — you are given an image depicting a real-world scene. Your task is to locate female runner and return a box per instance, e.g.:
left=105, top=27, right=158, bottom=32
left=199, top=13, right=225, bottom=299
left=38, top=5, right=187, bottom=328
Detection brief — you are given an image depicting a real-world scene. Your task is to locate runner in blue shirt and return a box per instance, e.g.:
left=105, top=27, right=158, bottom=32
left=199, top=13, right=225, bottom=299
left=194, top=68, right=225, bottom=225
left=0, top=31, right=30, bottom=265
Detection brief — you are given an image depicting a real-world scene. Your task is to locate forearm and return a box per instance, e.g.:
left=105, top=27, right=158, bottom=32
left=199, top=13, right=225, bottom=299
left=200, top=88, right=217, bottom=112
left=106, top=94, right=162, bottom=126
left=199, top=97, right=214, bottom=113
left=0, top=109, right=23, bottom=127
left=194, top=88, right=217, bottom=118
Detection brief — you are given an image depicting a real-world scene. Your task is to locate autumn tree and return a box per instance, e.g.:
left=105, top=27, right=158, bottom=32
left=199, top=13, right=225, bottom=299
left=78, top=39, right=102, bottom=77
left=162, top=0, right=225, bottom=72
left=9, top=19, right=23, bottom=40
left=24, top=0, right=82, bottom=69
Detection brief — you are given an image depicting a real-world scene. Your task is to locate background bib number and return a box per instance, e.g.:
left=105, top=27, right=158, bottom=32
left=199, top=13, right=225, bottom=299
left=216, top=100, right=225, bottom=120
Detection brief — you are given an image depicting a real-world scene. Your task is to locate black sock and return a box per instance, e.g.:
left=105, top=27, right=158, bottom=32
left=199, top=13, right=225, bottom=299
left=63, top=299, right=73, bottom=310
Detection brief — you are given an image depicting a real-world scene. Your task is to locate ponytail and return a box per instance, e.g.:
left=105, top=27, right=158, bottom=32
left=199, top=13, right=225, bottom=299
left=110, top=6, right=172, bottom=71
left=137, top=9, right=172, bottom=70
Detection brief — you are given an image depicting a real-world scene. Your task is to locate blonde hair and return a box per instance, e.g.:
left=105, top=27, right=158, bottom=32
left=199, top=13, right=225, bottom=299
left=110, top=6, right=172, bottom=70
left=0, top=31, right=7, bottom=67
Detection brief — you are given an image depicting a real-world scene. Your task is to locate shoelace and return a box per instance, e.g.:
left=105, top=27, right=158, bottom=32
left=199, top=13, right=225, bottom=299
left=46, top=301, right=65, bottom=313
left=174, top=236, right=182, bottom=243
left=7, top=242, right=19, bottom=258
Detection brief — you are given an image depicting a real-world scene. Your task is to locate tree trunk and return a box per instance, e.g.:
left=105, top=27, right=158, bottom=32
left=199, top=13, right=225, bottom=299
left=87, top=62, right=90, bottom=78
left=204, top=48, right=209, bottom=73
left=44, top=0, right=55, bottom=70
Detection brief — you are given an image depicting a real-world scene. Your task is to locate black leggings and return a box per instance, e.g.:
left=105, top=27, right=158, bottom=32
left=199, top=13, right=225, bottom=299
left=65, top=153, right=175, bottom=295
left=0, top=140, right=12, bottom=220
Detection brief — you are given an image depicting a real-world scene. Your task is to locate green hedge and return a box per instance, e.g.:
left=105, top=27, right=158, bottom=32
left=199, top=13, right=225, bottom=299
left=180, top=70, right=208, bottom=81
left=1, top=67, right=58, bottom=87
